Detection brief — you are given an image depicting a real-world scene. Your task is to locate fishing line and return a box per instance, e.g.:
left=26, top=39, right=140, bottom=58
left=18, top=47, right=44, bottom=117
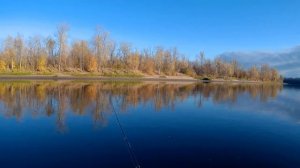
left=109, top=96, right=141, bottom=168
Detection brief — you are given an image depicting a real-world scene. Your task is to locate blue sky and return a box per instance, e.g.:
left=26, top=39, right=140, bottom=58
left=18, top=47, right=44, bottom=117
left=1, top=0, right=300, bottom=59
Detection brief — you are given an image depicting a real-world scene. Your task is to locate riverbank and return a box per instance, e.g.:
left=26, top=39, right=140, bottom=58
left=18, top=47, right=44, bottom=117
left=0, top=74, right=196, bottom=82
left=0, top=74, right=279, bottom=84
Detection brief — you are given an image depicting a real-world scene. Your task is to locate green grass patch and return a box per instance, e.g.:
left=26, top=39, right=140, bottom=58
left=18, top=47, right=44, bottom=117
left=36, top=72, right=55, bottom=76
left=0, top=72, right=33, bottom=76
left=68, top=73, right=100, bottom=77
left=103, top=72, right=144, bottom=78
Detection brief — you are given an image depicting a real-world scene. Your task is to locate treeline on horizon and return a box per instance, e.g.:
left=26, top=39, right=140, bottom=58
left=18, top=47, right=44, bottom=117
left=0, top=24, right=281, bottom=82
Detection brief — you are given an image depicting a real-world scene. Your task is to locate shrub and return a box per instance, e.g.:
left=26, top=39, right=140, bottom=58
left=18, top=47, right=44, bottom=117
left=0, top=60, right=6, bottom=71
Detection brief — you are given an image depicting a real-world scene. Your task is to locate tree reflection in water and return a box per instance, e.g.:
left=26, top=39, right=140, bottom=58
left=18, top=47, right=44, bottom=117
left=0, top=81, right=282, bottom=131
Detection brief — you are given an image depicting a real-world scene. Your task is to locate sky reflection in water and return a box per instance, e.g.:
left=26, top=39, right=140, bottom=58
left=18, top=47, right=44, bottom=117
left=0, top=81, right=299, bottom=168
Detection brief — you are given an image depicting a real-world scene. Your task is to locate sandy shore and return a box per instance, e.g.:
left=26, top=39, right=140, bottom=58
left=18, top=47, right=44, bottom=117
left=0, top=75, right=197, bottom=82
left=0, top=74, right=271, bottom=84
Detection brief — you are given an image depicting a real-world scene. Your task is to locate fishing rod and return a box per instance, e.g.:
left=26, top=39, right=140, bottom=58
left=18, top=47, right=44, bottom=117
left=109, top=96, right=141, bottom=168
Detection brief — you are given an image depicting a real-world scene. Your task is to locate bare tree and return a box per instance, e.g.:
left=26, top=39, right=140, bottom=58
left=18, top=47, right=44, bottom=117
left=56, top=24, right=69, bottom=72
left=93, top=26, right=111, bottom=71
left=46, top=37, right=55, bottom=58
left=45, top=36, right=56, bottom=68
left=14, top=34, right=24, bottom=69
left=154, top=47, right=164, bottom=75
left=249, top=66, right=259, bottom=80
left=197, top=51, right=205, bottom=66
left=3, top=36, right=16, bottom=70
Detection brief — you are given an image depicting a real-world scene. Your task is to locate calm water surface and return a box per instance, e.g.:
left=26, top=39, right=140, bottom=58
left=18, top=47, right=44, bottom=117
left=0, top=81, right=299, bottom=168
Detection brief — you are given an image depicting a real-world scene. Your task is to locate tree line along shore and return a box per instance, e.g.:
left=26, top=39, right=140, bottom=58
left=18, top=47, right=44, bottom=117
left=0, top=24, right=282, bottom=82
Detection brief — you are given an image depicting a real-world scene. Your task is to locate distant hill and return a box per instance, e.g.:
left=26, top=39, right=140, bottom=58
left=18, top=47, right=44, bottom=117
left=219, top=46, right=300, bottom=78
